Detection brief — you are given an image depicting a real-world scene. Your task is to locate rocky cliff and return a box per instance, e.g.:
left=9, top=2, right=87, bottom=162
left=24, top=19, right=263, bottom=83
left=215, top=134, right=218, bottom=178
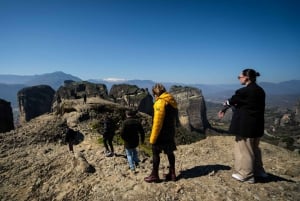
left=170, top=85, right=211, bottom=132
left=0, top=97, right=299, bottom=201
left=0, top=98, right=14, bottom=133
left=55, top=80, right=109, bottom=100
left=53, top=82, right=211, bottom=127
left=17, top=85, right=55, bottom=123
left=109, top=84, right=142, bottom=105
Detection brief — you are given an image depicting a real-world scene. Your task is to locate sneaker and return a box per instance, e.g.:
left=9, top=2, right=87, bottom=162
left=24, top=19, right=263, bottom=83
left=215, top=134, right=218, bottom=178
left=232, top=173, right=255, bottom=184
left=134, top=162, right=140, bottom=168
left=105, top=152, right=114, bottom=157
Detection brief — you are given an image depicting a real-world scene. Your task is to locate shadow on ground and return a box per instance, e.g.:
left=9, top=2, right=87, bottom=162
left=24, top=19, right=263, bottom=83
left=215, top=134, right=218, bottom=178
left=177, top=164, right=231, bottom=180
left=256, top=173, right=296, bottom=183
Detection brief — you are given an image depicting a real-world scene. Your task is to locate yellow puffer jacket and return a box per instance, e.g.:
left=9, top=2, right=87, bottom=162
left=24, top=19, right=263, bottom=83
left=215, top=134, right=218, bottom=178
left=150, top=92, right=178, bottom=144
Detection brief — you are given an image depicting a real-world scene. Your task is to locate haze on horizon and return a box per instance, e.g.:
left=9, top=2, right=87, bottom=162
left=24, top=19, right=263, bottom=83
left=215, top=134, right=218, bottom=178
left=0, top=0, right=299, bottom=85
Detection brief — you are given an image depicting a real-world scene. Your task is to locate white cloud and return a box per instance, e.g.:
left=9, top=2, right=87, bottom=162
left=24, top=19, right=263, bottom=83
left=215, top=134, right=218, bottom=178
left=103, top=78, right=127, bottom=82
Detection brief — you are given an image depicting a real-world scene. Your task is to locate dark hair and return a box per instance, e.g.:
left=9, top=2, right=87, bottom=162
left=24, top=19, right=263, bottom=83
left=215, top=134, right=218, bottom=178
left=242, top=68, right=260, bottom=82
left=126, top=109, right=137, bottom=117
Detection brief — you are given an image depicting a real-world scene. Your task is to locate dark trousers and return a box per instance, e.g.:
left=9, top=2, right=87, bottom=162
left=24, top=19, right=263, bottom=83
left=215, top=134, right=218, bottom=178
left=152, top=146, right=175, bottom=171
left=103, top=137, right=114, bottom=153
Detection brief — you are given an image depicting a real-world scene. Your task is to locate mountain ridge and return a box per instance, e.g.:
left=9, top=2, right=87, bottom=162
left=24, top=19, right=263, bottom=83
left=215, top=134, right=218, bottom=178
left=1, top=71, right=299, bottom=91
left=0, top=72, right=299, bottom=108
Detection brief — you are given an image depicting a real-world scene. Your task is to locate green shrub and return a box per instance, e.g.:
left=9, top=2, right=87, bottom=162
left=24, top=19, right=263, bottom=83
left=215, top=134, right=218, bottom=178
left=281, top=137, right=295, bottom=147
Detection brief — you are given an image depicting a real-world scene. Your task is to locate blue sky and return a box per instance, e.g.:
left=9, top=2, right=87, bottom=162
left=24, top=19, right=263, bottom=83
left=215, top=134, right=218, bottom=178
left=0, top=0, right=299, bottom=84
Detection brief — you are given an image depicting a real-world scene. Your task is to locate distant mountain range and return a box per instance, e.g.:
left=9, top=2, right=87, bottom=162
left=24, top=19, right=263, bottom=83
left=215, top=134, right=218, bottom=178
left=0, top=71, right=299, bottom=109
left=0, top=71, right=81, bottom=89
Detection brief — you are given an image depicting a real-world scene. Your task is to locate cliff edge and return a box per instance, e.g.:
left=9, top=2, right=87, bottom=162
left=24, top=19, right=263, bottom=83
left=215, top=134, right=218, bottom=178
left=0, top=105, right=299, bottom=201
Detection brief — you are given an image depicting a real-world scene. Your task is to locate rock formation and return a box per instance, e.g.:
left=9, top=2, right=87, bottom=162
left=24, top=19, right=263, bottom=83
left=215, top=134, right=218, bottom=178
left=53, top=82, right=211, bottom=129
left=108, top=84, right=211, bottom=133
left=52, top=81, right=110, bottom=115
left=0, top=98, right=14, bottom=133
left=170, top=85, right=211, bottom=132
left=1, top=91, right=299, bottom=201
left=137, top=88, right=153, bottom=116
left=109, top=84, right=152, bottom=114
left=295, top=100, right=300, bottom=123
left=18, top=85, right=55, bottom=123
left=54, top=81, right=109, bottom=101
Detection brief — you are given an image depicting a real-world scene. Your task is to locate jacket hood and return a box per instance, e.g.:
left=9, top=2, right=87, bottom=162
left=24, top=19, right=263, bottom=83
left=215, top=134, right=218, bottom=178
left=158, top=92, right=177, bottom=109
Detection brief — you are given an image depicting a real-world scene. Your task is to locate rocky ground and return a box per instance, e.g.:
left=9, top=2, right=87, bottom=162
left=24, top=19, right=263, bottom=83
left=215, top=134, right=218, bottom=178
left=1, top=105, right=300, bottom=201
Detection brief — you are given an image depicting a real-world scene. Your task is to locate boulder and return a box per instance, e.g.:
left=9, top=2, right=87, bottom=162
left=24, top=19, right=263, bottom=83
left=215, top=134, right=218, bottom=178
left=0, top=98, right=14, bottom=132
left=137, top=89, right=153, bottom=116
left=55, top=81, right=109, bottom=101
left=109, top=84, right=152, bottom=114
left=295, top=100, right=300, bottom=123
left=170, top=85, right=211, bottom=132
left=18, top=85, right=55, bottom=123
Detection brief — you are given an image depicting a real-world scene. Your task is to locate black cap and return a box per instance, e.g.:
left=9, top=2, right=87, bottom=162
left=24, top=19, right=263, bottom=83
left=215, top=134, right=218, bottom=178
left=126, top=110, right=137, bottom=117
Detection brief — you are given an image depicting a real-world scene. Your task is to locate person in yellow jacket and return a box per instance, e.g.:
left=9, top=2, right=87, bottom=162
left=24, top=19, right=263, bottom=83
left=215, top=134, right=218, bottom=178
left=144, top=83, right=179, bottom=183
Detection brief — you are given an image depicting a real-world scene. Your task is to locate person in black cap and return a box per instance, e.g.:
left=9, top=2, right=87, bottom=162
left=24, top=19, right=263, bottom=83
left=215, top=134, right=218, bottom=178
left=120, top=110, right=145, bottom=172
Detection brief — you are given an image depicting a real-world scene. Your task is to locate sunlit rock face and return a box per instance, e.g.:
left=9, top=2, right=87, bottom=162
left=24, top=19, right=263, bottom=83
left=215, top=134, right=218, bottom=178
left=170, top=85, right=210, bottom=132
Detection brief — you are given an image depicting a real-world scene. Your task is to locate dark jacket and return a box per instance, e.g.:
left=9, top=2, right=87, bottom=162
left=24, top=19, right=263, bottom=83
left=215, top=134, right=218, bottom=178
left=226, top=82, right=265, bottom=138
left=120, top=117, right=145, bottom=149
left=65, top=127, right=77, bottom=143
left=103, top=118, right=115, bottom=139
